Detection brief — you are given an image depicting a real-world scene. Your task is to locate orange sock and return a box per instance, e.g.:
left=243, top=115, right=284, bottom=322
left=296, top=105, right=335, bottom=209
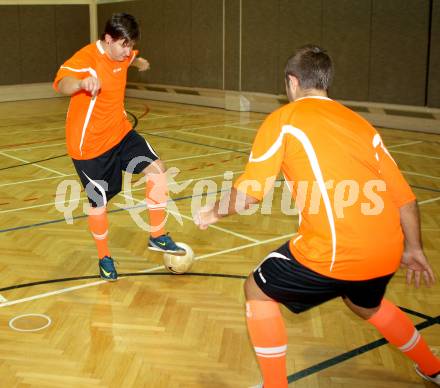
left=246, top=300, right=288, bottom=388
left=87, top=208, right=110, bottom=259
left=368, top=299, right=440, bottom=375
left=146, top=174, right=167, bottom=238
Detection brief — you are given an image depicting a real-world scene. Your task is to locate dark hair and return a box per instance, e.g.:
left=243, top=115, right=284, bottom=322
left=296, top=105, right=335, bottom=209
left=101, top=13, right=140, bottom=43
left=284, top=45, right=333, bottom=90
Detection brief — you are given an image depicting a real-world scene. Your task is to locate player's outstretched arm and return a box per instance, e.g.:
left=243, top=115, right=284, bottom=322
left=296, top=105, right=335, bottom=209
left=57, top=76, right=101, bottom=96
left=131, top=57, right=150, bottom=71
left=194, top=187, right=259, bottom=230
left=399, top=200, right=436, bottom=288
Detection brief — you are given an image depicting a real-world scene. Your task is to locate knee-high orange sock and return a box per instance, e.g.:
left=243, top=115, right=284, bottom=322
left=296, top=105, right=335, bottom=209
left=246, top=300, right=288, bottom=388
left=88, top=208, right=110, bottom=259
left=368, top=299, right=440, bottom=375
left=146, top=174, right=167, bottom=238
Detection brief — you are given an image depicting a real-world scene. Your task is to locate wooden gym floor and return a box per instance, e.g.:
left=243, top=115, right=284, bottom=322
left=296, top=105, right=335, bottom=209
left=0, top=97, right=438, bottom=387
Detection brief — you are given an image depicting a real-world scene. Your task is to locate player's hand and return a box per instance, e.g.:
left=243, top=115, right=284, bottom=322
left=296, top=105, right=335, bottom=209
left=194, top=205, right=219, bottom=230
left=400, top=248, right=436, bottom=288
left=136, top=58, right=150, bottom=72
left=80, top=76, right=101, bottom=96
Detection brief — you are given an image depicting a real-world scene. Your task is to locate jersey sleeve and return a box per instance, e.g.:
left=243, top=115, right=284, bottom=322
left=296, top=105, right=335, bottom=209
left=233, top=110, right=285, bottom=201
left=375, top=134, right=416, bottom=207
left=53, top=50, right=95, bottom=91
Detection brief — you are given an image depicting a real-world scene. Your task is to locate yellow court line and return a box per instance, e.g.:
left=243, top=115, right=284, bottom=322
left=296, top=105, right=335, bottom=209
left=153, top=119, right=263, bottom=135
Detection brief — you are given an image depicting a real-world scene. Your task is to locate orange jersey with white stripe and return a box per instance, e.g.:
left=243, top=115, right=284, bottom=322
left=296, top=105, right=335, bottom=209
left=53, top=41, right=138, bottom=159
left=234, top=96, right=415, bottom=281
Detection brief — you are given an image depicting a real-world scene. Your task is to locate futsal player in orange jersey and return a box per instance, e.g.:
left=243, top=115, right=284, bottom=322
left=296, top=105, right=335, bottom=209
left=54, top=13, right=185, bottom=281
left=195, top=45, right=440, bottom=386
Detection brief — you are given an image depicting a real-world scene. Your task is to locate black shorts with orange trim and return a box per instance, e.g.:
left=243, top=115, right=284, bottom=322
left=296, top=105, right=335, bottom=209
left=253, top=242, right=394, bottom=313
left=72, top=130, right=159, bottom=207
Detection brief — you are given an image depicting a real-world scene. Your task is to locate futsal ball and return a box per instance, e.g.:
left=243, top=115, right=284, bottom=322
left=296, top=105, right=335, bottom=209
left=163, top=243, right=194, bottom=274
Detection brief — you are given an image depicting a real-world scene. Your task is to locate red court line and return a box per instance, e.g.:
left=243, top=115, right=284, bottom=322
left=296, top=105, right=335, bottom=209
left=137, top=104, right=150, bottom=120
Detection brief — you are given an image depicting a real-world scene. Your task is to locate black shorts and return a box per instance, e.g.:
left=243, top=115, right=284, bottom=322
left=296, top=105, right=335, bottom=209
left=72, top=130, right=159, bottom=207
left=253, top=242, right=394, bottom=314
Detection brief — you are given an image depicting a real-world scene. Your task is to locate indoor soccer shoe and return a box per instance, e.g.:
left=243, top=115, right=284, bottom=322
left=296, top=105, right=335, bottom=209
left=148, top=233, right=186, bottom=256
left=415, top=365, right=440, bottom=386
left=99, top=256, right=117, bottom=281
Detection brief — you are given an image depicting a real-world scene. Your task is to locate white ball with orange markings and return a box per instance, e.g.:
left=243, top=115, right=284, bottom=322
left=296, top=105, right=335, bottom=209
left=163, top=243, right=194, bottom=274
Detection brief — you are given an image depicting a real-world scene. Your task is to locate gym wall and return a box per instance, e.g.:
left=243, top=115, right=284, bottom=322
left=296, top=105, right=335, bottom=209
left=98, top=0, right=439, bottom=107
left=0, top=0, right=438, bottom=107
left=0, top=4, right=90, bottom=86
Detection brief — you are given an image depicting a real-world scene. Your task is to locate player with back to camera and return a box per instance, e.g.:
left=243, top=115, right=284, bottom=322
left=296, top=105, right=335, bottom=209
left=54, top=13, right=186, bottom=281
left=195, top=45, right=440, bottom=387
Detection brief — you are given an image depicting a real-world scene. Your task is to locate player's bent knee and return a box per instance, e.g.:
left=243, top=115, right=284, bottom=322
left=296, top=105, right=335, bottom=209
left=244, top=274, right=273, bottom=302
left=343, top=297, right=380, bottom=320
left=144, top=159, right=166, bottom=175
left=88, top=205, right=107, bottom=216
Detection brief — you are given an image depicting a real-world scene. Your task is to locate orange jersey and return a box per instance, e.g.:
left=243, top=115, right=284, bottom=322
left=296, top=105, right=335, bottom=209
left=234, top=96, right=415, bottom=281
left=53, top=41, right=138, bottom=159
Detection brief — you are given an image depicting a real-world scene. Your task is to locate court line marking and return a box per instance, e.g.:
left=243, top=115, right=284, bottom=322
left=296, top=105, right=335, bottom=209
left=0, top=173, right=77, bottom=188
left=164, top=148, right=250, bottom=163
left=419, top=196, right=440, bottom=205
left=2, top=142, right=439, bottom=214
left=228, top=125, right=258, bottom=132
left=5, top=142, right=66, bottom=152
left=0, top=133, right=423, bottom=155
left=0, top=232, right=294, bottom=308
left=5, top=126, right=65, bottom=135
left=152, top=122, right=238, bottom=135
left=402, top=170, right=440, bottom=181
left=1, top=167, right=439, bottom=306
left=391, top=150, right=440, bottom=160
left=153, top=119, right=263, bottom=135
left=1, top=121, right=253, bottom=153
left=386, top=140, right=424, bottom=149
left=182, top=131, right=252, bottom=145
left=119, top=192, right=260, bottom=243
left=9, top=313, right=52, bottom=332
left=0, top=151, right=67, bottom=177
left=0, top=170, right=244, bottom=214
left=0, top=148, right=247, bottom=189
left=139, top=112, right=211, bottom=121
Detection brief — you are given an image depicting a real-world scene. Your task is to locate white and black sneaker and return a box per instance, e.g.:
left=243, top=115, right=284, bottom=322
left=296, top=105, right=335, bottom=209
left=148, top=233, right=186, bottom=256
left=415, top=365, right=440, bottom=386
